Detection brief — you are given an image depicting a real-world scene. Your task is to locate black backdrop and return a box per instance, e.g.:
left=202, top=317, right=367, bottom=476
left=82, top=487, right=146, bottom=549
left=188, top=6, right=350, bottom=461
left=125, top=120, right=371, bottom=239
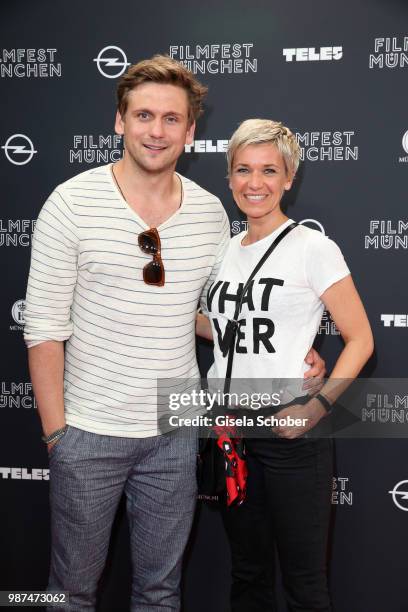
left=1, top=1, right=408, bottom=611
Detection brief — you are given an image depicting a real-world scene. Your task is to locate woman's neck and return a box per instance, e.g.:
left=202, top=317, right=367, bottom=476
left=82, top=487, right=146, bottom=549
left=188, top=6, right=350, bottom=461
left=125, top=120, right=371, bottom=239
left=244, top=212, right=289, bottom=245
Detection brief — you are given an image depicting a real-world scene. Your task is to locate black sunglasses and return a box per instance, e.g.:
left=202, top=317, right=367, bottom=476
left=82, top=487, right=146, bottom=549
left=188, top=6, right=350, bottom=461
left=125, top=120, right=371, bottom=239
left=138, top=228, right=165, bottom=286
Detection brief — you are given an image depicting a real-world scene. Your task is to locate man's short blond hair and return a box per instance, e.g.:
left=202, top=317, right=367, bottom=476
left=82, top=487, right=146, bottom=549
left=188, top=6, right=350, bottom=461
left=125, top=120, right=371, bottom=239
left=117, top=54, right=208, bottom=126
left=227, top=119, right=301, bottom=177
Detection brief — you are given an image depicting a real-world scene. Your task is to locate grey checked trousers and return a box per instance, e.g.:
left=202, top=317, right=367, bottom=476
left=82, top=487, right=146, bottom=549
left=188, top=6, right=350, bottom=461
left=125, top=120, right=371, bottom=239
left=47, top=425, right=198, bottom=611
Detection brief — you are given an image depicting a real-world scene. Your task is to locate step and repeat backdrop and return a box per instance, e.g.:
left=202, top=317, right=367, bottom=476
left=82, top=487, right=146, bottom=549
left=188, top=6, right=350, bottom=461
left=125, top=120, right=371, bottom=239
left=1, top=1, right=407, bottom=610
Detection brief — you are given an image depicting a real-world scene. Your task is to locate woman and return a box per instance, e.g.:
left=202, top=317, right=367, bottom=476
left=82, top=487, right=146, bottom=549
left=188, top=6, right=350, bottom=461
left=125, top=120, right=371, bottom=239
left=196, top=119, right=373, bottom=612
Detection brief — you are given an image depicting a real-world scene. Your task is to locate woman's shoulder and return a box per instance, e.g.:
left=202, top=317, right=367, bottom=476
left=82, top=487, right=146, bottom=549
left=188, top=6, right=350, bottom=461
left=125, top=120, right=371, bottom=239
left=294, top=223, right=329, bottom=242
left=295, top=225, right=349, bottom=287
left=294, top=224, right=343, bottom=254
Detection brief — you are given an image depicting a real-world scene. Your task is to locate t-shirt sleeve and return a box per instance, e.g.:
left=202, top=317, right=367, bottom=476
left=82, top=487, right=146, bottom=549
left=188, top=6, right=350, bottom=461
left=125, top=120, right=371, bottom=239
left=304, top=231, right=350, bottom=297
left=199, top=206, right=230, bottom=316
left=24, top=187, right=79, bottom=347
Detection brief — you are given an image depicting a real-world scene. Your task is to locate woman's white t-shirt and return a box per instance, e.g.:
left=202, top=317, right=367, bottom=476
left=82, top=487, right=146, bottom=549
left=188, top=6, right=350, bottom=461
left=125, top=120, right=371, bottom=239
left=205, top=219, right=350, bottom=400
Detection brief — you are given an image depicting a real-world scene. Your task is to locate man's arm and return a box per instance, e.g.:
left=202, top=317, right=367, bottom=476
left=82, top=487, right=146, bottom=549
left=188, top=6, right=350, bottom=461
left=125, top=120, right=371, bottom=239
left=24, top=187, right=79, bottom=447
left=199, top=206, right=230, bottom=315
left=196, top=311, right=213, bottom=341
left=28, top=341, right=66, bottom=440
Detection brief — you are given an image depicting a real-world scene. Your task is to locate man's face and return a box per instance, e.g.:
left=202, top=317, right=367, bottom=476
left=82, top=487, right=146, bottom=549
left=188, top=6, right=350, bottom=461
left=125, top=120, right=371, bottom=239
left=115, top=82, right=195, bottom=174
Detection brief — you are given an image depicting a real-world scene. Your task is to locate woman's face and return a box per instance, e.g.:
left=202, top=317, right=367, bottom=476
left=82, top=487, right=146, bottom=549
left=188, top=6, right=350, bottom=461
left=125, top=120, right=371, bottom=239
left=229, top=143, right=293, bottom=222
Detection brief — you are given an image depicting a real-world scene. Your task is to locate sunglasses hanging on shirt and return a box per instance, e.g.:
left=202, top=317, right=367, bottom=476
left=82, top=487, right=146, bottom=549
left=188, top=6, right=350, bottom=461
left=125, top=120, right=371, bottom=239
left=138, top=228, right=165, bottom=286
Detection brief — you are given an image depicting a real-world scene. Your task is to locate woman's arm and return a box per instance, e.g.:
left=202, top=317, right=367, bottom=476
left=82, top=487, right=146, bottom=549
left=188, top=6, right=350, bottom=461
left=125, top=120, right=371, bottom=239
left=310, top=274, right=374, bottom=407
left=275, top=275, right=374, bottom=438
left=321, top=275, right=373, bottom=380
left=196, top=311, right=214, bottom=341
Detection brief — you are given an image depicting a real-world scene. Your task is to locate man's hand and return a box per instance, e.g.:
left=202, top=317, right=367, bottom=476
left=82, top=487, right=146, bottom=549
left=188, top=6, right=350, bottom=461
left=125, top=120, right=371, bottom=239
left=196, top=311, right=213, bottom=341
left=272, top=399, right=327, bottom=439
left=303, top=347, right=326, bottom=395
left=47, top=440, right=58, bottom=454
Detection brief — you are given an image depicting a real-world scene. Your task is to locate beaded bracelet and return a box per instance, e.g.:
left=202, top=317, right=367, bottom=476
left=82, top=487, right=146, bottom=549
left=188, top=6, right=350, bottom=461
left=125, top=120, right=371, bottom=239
left=41, top=425, right=68, bottom=445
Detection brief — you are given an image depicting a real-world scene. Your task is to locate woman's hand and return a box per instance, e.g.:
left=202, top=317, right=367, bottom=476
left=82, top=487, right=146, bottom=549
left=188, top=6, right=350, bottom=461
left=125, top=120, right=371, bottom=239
left=272, top=398, right=328, bottom=439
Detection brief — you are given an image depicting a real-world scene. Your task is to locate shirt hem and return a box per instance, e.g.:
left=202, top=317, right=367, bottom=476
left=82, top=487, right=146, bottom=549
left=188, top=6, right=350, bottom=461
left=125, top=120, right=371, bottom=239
left=65, top=415, right=161, bottom=438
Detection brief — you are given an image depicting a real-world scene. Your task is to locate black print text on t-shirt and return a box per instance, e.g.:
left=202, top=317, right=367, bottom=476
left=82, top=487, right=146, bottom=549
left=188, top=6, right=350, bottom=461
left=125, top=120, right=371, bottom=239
left=207, top=278, right=284, bottom=354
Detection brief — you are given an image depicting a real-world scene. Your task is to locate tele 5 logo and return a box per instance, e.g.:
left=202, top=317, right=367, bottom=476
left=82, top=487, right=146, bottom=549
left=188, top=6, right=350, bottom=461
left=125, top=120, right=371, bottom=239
left=283, top=47, right=343, bottom=62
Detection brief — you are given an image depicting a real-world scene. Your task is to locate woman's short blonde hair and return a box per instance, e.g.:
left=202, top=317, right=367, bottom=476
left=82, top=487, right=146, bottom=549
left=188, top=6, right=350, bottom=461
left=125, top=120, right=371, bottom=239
left=227, top=119, right=301, bottom=177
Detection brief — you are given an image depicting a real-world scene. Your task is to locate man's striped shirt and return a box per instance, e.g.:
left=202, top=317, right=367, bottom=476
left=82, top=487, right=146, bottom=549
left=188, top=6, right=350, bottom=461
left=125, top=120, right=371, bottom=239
left=24, top=164, right=230, bottom=437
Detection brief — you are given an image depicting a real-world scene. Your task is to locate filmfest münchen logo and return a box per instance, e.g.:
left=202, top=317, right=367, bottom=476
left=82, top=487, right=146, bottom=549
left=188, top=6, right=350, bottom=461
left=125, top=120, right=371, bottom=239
left=0, top=220, right=35, bottom=247
left=93, top=46, right=130, bottom=79
left=296, top=131, right=358, bottom=162
left=0, top=381, right=36, bottom=409
left=388, top=480, right=408, bottom=511
left=169, top=43, right=258, bottom=74
left=318, top=311, right=339, bottom=336
left=70, top=134, right=123, bottom=164
left=332, top=477, right=353, bottom=505
left=0, top=48, right=62, bottom=78
left=2, top=134, right=37, bottom=165
left=369, top=36, right=408, bottom=69
left=365, top=220, right=408, bottom=249
left=363, top=393, right=408, bottom=425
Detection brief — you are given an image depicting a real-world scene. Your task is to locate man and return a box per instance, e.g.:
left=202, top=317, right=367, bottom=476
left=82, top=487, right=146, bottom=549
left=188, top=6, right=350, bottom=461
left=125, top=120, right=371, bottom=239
left=24, top=55, right=324, bottom=611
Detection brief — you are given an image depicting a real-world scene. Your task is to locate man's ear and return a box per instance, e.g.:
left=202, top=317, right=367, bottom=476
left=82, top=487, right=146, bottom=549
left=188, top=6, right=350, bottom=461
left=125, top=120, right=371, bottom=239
left=185, top=121, right=195, bottom=145
left=114, top=110, right=124, bottom=135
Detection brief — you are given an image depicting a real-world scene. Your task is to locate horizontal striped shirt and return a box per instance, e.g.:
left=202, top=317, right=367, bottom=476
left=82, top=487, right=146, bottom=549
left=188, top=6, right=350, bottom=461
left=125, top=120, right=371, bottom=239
left=24, top=164, right=230, bottom=437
